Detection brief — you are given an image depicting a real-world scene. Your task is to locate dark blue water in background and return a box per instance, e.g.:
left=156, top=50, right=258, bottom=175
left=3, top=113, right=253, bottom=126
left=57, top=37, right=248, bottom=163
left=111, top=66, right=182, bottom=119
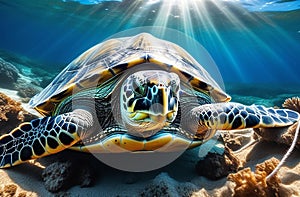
left=0, top=0, right=299, bottom=85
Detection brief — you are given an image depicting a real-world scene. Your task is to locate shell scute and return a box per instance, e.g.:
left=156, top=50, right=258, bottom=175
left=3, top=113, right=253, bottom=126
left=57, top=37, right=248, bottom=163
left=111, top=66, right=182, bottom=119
left=30, top=33, right=230, bottom=115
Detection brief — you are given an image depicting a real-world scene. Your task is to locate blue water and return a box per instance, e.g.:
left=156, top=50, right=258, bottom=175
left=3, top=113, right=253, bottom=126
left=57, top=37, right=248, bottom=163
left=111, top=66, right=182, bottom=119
left=0, top=0, right=300, bottom=85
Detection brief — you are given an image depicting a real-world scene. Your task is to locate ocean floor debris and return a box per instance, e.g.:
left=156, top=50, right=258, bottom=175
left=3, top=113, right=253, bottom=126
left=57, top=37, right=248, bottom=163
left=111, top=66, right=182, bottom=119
left=0, top=92, right=37, bottom=135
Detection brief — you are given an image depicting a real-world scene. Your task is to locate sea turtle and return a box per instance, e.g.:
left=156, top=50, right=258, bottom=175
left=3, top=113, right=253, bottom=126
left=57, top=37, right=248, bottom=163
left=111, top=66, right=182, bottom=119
left=0, top=33, right=299, bottom=168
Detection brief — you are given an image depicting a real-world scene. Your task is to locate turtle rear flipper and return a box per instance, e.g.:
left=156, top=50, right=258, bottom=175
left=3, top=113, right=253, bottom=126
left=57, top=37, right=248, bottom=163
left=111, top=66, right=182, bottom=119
left=0, top=109, right=93, bottom=168
left=190, top=102, right=299, bottom=133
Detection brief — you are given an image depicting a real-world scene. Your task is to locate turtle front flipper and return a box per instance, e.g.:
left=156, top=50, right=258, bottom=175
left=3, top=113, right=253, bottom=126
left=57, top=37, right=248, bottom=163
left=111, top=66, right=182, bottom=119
left=0, top=109, right=93, bottom=168
left=189, top=102, right=299, bottom=133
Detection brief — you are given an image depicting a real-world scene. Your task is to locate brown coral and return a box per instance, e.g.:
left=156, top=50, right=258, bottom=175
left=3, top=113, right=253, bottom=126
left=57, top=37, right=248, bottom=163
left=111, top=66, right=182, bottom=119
left=0, top=184, right=31, bottom=197
left=0, top=92, right=37, bottom=135
left=283, top=97, right=300, bottom=113
left=228, top=157, right=281, bottom=197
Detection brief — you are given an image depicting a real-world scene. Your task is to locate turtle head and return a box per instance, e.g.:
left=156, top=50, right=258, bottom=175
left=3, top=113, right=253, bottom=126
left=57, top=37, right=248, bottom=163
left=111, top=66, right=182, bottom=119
left=120, top=70, right=179, bottom=137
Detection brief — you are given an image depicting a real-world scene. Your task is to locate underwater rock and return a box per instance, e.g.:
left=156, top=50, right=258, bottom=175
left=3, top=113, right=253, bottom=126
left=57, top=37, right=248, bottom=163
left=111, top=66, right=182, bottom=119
left=195, top=146, right=241, bottom=180
left=0, top=92, right=37, bottom=135
left=228, top=157, right=282, bottom=197
left=0, top=57, right=20, bottom=89
left=140, top=172, right=197, bottom=197
left=42, top=160, right=94, bottom=193
left=15, top=78, right=42, bottom=99
left=42, top=161, right=73, bottom=193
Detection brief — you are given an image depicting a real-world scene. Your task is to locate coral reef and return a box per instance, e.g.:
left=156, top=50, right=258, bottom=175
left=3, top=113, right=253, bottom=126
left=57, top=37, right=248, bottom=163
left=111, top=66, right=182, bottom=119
left=0, top=58, right=19, bottom=89
left=228, top=157, right=281, bottom=197
left=15, top=81, right=42, bottom=100
left=0, top=184, right=29, bottom=197
left=0, top=93, right=37, bottom=135
left=195, top=146, right=242, bottom=180
left=42, top=160, right=94, bottom=193
left=140, top=172, right=197, bottom=197
left=0, top=56, right=44, bottom=101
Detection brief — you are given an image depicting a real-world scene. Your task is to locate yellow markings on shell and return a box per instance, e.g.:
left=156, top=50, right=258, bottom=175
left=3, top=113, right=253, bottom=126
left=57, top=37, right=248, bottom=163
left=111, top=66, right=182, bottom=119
left=188, top=140, right=202, bottom=149
left=143, top=134, right=173, bottom=151
left=119, top=137, right=145, bottom=151
left=101, top=136, right=128, bottom=152
left=127, top=57, right=146, bottom=67
left=71, top=134, right=193, bottom=153
left=148, top=56, right=173, bottom=68
left=158, top=137, right=191, bottom=152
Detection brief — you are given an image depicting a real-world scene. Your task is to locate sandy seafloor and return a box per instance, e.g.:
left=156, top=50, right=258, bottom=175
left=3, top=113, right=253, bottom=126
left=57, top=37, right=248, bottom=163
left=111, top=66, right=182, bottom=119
left=1, top=121, right=300, bottom=197
left=0, top=57, right=300, bottom=196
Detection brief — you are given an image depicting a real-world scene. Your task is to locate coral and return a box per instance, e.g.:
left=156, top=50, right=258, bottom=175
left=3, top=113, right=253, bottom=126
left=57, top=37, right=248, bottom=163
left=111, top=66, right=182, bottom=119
left=16, top=84, right=41, bottom=99
left=42, top=160, right=94, bottom=193
left=0, top=184, right=30, bottom=197
left=3, top=184, right=17, bottom=196
left=13, top=77, right=42, bottom=100
left=283, top=97, right=300, bottom=113
left=228, top=157, right=281, bottom=197
left=0, top=93, right=37, bottom=135
left=140, top=172, right=197, bottom=197
left=0, top=58, right=19, bottom=89
left=196, top=146, right=242, bottom=180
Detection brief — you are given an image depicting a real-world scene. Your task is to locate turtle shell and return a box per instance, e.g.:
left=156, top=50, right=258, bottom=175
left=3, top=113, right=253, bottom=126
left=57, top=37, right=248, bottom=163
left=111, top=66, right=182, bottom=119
left=29, top=33, right=230, bottom=116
